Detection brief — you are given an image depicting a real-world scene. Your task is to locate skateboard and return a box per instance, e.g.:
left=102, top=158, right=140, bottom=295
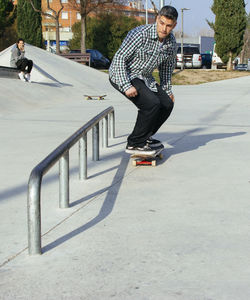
left=84, top=95, right=106, bottom=100
left=131, top=147, right=164, bottom=167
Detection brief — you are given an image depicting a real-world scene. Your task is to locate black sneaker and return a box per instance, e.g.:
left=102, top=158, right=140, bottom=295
left=125, top=144, right=156, bottom=155
left=146, top=137, right=162, bottom=148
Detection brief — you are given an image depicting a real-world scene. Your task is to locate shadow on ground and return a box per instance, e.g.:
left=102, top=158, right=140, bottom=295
left=40, top=128, right=245, bottom=253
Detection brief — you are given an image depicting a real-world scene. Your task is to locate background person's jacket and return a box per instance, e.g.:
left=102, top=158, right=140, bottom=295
left=10, top=45, right=25, bottom=68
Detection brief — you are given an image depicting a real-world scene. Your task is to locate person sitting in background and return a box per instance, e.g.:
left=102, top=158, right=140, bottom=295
left=10, top=38, right=33, bottom=83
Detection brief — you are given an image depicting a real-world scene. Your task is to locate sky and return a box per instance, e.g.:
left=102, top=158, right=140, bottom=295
left=151, top=0, right=250, bottom=36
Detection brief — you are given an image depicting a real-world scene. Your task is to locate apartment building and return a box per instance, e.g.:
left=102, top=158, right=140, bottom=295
left=42, top=0, right=156, bottom=51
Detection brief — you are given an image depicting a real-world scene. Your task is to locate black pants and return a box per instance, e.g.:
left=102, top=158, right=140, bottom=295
left=16, top=58, right=33, bottom=73
left=110, top=78, right=174, bottom=147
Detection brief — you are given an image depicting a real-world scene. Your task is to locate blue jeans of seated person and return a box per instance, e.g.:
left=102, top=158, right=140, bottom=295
left=109, top=78, right=174, bottom=147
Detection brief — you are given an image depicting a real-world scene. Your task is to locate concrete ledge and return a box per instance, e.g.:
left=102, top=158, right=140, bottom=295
left=0, top=66, right=19, bottom=79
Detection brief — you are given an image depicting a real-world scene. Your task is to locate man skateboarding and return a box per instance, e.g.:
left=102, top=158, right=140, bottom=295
left=109, top=5, right=178, bottom=155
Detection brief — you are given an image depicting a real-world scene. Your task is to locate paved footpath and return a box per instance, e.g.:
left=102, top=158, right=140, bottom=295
left=1, top=48, right=250, bottom=299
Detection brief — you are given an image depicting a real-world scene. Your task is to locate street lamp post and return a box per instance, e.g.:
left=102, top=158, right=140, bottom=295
left=181, top=8, right=190, bottom=70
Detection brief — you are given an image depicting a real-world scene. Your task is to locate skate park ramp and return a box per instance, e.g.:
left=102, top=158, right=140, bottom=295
left=1, top=43, right=250, bottom=299
left=0, top=44, right=117, bottom=114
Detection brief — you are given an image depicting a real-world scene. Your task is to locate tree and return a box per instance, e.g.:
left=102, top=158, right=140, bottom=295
left=68, top=0, right=124, bottom=53
left=0, top=21, right=18, bottom=51
left=69, top=13, right=143, bottom=59
left=69, top=21, right=81, bottom=50
left=0, top=0, right=16, bottom=40
left=208, top=0, right=247, bottom=70
left=17, top=0, right=43, bottom=47
left=149, top=0, right=158, bottom=17
left=29, top=0, right=64, bottom=54
left=106, top=13, right=143, bottom=59
left=240, top=12, right=250, bottom=63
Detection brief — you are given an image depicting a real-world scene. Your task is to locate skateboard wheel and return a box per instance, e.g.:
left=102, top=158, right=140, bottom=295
left=158, top=153, right=163, bottom=159
left=152, top=160, right=156, bottom=167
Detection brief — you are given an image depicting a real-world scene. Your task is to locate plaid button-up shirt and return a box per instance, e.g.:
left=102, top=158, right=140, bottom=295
left=109, top=23, right=177, bottom=96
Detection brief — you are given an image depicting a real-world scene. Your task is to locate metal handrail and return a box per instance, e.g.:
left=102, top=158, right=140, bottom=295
left=27, top=106, right=115, bottom=255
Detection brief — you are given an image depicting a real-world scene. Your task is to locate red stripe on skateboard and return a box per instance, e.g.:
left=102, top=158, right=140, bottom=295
left=136, top=161, right=153, bottom=165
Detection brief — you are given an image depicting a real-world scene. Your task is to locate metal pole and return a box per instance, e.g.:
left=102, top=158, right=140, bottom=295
left=181, top=9, right=184, bottom=71
left=103, top=116, right=108, bottom=148
left=26, top=107, right=115, bottom=256
left=160, top=0, right=164, bottom=9
left=27, top=173, right=42, bottom=255
left=92, top=123, right=99, bottom=161
left=59, top=151, right=69, bottom=208
left=180, top=8, right=190, bottom=71
left=110, top=111, right=115, bottom=139
left=145, top=0, right=148, bottom=25
left=79, top=134, right=87, bottom=180
left=101, top=119, right=104, bottom=147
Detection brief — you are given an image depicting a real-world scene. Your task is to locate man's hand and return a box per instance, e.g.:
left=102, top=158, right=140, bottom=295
left=169, top=94, right=175, bottom=103
left=125, top=86, right=138, bottom=98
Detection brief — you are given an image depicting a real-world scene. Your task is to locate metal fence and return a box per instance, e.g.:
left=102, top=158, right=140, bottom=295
left=27, top=106, right=115, bottom=255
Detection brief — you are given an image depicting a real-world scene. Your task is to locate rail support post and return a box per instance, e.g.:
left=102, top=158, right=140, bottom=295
left=103, top=116, right=108, bottom=148
left=27, top=172, right=42, bottom=255
left=59, top=151, right=69, bottom=208
left=92, top=123, right=99, bottom=161
left=79, top=134, right=87, bottom=180
left=110, top=111, right=115, bottom=139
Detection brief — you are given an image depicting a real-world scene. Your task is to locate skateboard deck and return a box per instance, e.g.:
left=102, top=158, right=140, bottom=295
left=130, top=147, right=163, bottom=167
left=84, top=95, right=106, bottom=100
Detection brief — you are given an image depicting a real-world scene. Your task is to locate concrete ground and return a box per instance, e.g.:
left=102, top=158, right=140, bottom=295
left=0, top=45, right=250, bottom=300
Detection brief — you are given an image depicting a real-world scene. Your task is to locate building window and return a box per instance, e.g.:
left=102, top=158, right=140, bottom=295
left=61, top=0, right=68, bottom=3
left=76, top=0, right=80, bottom=3
left=77, top=12, right=81, bottom=20
left=61, top=12, right=68, bottom=19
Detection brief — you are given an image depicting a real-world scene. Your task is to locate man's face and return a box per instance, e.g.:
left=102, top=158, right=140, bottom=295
left=18, top=40, right=25, bottom=50
left=156, top=16, right=177, bottom=41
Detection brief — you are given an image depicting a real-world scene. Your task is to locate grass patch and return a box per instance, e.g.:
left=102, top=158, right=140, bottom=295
left=102, top=69, right=250, bottom=85
left=171, top=69, right=250, bottom=85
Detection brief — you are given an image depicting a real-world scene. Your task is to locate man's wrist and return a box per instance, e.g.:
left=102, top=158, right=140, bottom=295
left=122, top=83, right=133, bottom=93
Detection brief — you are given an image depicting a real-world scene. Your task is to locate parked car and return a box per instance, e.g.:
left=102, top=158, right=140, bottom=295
left=69, top=49, right=81, bottom=53
left=86, top=49, right=110, bottom=69
left=201, top=53, right=212, bottom=69
left=176, top=46, right=202, bottom=69
left=235, top=63, right=248, bottom=71
left=211, top=43, right=226, bottom=69
left=69, top=49, right=110, bottom=69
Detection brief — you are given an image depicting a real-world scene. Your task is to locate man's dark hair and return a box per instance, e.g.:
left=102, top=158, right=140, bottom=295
left=17, top=38, right=24, bottom=44
left=158, top=6, right=178, bottom=21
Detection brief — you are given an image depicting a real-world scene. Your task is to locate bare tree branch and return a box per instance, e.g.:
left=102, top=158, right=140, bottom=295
left=149, top=0, right=158, bottom=16
left=28, top=0, right=64, bottom=53
left=67, top=0, right=125, bottom=53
